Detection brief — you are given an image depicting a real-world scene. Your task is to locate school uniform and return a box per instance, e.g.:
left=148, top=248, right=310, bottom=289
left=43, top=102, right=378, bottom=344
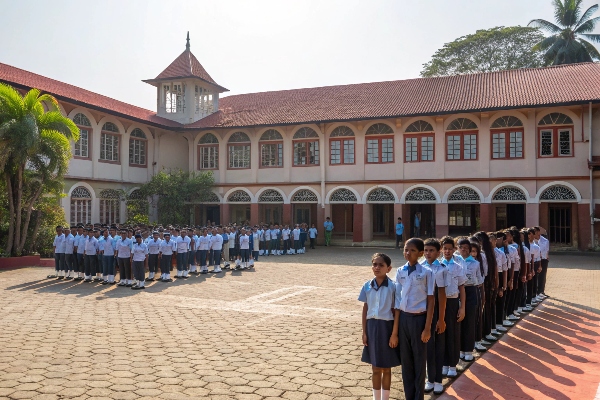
left=505, top=244, right=519, bottom=320
left=116, top=237, right=133, bottom=285
left=440, top=257, right=466, bottom=371
left=359, top=277, right=400, bottom=368
left=494, top=248, right=508, bottom=330
left=292, top=228, right=301, bottom=253
left=159, top=238, right=176, bottom=280
left=282, top=228, right=291, bottom=253
left=209, top=234, right=223, bottom=272
left=63, top=233, right=75, bottom=278
left=83, top=235, right=99, bottom=280
left=251, top=233, right=260, bottom=261
left=300, top=228, right=307, bottom=250
left=75, top=234, right=87, bottom=278
left=536, top=235, right=550, bottom=296
left=528, top=242, right=541, bottom=305
left=222, top=232, right=230, bottom=262
left=424, top=259, right=448, bottom=388
left=101, top=236, right=116, bottom=283
left=147, top=238, right=161, bottom=279
left=229, top=232, right=238, bottom=259
left=175, top=236, right=191, bottom=277
left=239, top=234, right=250, bottom=266
left=263, top=229, right=271, bottom=256
left=131, top=242, right=148, bottom=288
left=519, top=244, right=532, bottom=310
left=395, top=262, right=435, bottom=400
left=507, top=243, right=521, bottom=317
left=460, top=256, right=483, bottom=356
left=308, top=227, right=318, bottom=249
left=269, top=229, right=279, bottom=254
left=476, top=253, right=488, bottom=344
left=197, top=235, right=210, bottom=273
left=53, top=233, right=66, bottom=277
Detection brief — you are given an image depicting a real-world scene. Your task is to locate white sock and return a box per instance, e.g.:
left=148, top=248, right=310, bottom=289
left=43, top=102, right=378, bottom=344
left=139, top=281, right=144, bottom=287
left=382, top=389, right=390, bottom=400
left=166, top=274, right=170, bottom=279
left=183, top=270, right=188, bottom=277
left=372, top=389, right=381, bottom=400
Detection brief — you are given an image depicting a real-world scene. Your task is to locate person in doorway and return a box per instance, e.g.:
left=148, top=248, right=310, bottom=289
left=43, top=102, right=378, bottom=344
left=414, top=212, right=421, bottom=238
left=309, top=224, right=318, bottom=249
left=395, top=217, right=404, bottom=249
left=324, top=217, right=334, bottom=246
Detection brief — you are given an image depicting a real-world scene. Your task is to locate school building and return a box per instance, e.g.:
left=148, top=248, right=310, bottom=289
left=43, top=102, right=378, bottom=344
left=1, top=37, right=599, bottom=250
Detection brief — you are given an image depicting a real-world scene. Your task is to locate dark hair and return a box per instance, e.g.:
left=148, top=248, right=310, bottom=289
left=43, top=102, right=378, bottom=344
left=527, top=227, right=536, bottom=235
left=397, top=217, right=402, bottom=220
left=440, top=236, right=455, bottom=247
left=456, top=237, right=471, bottom=249
left=474, top=231, right=497, bottom=273
left=423, top=238, right=441, bottom=251
left=405, top=238, right=425, bottom=252
left=371, top=253, right=392, bottom=267
left=496, top=231, right=506, bottom=240
left=510, top=228, right=526, bottom=278
left=534, top=226, right=541, bottom=232
left=521, top=229, right=531, bottom=249
left=469, top=240, right=485, bottom=277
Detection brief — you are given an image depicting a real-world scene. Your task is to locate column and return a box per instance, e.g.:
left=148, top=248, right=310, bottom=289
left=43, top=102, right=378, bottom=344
left=353, top=204, right=364, bottom=243
left=221, top=204, right=229, bottom=225
left=526, top=203, right=539, bottom=228
left=435, top=203, right=449, bottom=237
left=250, top=203, right=259, bottom=226
left=480, top=203, right=494, bottom=232
left=538, top=203, right=549, bottom=231
left=283, top=204, right=292, bottom=226
left=577, top=203, right=591, bottom=249
left=317, top=205, right=326, bottom=245
left=362, top=204, right=373, bottom=243
left=402, top=204, right=412, bottom=239
left=393, top=203, right=403, bottom=221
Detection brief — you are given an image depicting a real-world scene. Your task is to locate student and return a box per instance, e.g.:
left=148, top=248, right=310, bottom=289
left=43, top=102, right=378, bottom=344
left=395, top=238, right=435, bottom=400
left=83, top=229, right=99, bottom=283
left=74, top=226, right=86, bottom=280
left=292, top=225, right=301, bottom=254
left=100, top=229, right=116, bottom=284
left=422, top=238, right=447, bottom=395
left=239, top=228, right=250, bottom=269
left=520, top=230, right=533, bottom=312
left=116, top=229, right=133, bottom=287
left=263, top=226, right=271, bottom=256
left=494, top=232, right=512, bottom=330
left=507, top=228, right=525, bottom=319
left=282, top=225, right=291, bottom=254
left=93, top=229, right=103, bottom=282
left=300, top=224, right=308, bottom=252
left=359, top=253, right=399, bottom=400
left=222, top=227, right=230, bottom=265
left=395, top=217, right=404, bottom=249
left=50, top=226, right=66, bottom=279
left=503, top=230, right=520, bottom=322
left=251, top=227, right=260, bottom=262
left=146, top=231, right=161, bottom=281
left=198, top=229, right=210, bottom=274
left=474, top=231, right=499, bottom=343
left=439, top=236, right=466, bottom=378
left=468, top=240, right=486, bottom=352
left=534, top=227, right=549, bottom=299
left=457, top=237, right=482, bottom=362
left=175, top=229, right=190, bottom=279
left=209, top=227, right=223, bottom=273
left=63, top=226, right=76, bottom=280
left=130, top=234, right=148, bottom=290
left=324, top=217, right=333, bottom=246
left=158, top=232, right=175, bottom=282
left=309, top=224, right=318, bottom=249
left=527, top=228, right=541, bottom=307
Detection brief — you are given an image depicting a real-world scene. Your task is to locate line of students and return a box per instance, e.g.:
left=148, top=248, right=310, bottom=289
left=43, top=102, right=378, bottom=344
left=359, top=227, right=550, bottom=400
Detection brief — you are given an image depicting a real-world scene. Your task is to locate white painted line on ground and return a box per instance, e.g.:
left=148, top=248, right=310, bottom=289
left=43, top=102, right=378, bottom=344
left=594, top=382, right=600, bottom=400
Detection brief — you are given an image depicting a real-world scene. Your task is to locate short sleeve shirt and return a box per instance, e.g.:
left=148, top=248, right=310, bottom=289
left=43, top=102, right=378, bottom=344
left=394, top=262, right=435, bottom=313
left=358, top=277, right=396, bottom=321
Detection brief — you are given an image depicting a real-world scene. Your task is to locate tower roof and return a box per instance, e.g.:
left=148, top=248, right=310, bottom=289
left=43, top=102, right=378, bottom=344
left=143, top=33, right=228, bottom=92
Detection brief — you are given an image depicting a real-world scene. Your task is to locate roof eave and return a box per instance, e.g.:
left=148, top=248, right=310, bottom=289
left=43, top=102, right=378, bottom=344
left=142, top=76, right=229, bottom=92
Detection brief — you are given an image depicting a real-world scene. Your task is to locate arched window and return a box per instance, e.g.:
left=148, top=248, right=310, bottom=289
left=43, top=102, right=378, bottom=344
left=365, top=123, right=394, bottom=164
left=227, top=190, right=252, bottom=203
left=100, top=122, right=120, bottom=162
left=329, top=188, right=357, bottom=203
left=99, top=189, right=121, bottom=224
left=228, top=132, right=251, bottom=169
left=70, top=186, right=92, bottom=225
left=293, top=128, right=319, bottom=166
left=72, top=113, right=91, bottom=159
left=291, top=189, right=319, bottom=203
left=404, top=120, right=434, bottom=163
left=446, top=118, right=478, bottom=161
left=259, top=129, right=283, bottom=168
left=129, top=128, right=147, bottom=166
left=537, top=113, right=574, bottom=158
left=198, top=133, right=219, bottom=170
left=491, top=116, right=524, bottom=159
left=330, top=126, right=355, bottom=165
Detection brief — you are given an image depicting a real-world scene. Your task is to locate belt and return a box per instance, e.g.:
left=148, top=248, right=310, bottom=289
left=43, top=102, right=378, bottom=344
left=403, top=311, right=426, bottom=316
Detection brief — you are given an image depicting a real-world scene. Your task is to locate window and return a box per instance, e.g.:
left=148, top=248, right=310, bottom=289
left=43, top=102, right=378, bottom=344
left=228, top=132, right=251, bottom=169
left=195, top=85, right=213, bottom=116
left=537, top=113, right=573, bottom=158
left=99, top=189, right=121, bottom=225
left=446, top=118, right=478, bottom=161
left=491, top=131, right=523, bottom=159
left=449, top=204, right=472, bottom=227
left=165, top=83, right=185, bottom=113
left=70, top=186, right=91, bottom=225
left=198, top=133, right=219, bottom=169
left=73, top=113, right=91, bottom=159
left=293, top=127, right=319, bottom=166
left=100, top=122, right=119, bottom=162
left=129, top=128, right=147, bottom=166
left=365, top=123, right=394, bottom=164
left=330, top=126, right=355, bottom=165
left=259, top=129, right=283, bottom=168
left=404, top=135, right=434, bottom=162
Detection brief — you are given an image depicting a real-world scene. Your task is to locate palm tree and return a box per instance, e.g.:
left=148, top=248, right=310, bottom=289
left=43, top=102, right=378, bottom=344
left=529, top=0, right=600, bottom=64
left=0, top=83, right=79, bottom=256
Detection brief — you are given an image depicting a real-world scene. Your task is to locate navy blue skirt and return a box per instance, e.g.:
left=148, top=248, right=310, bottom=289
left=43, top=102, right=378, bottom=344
left=361, top=319, right=401, bottom=368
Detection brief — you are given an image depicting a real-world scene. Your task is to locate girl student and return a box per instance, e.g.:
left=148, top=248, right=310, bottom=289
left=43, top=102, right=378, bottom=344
left=422, top=238, right=448, bottom=395
left=359, top=253, right=400, bottom=400
left=474, top=231, right=499, bottom=343
left=394, top=238, right=435, bottom=400
left=468, top=239, right=486, bottom=353
left=439, top=236, right=466, bottom=378
left=456, top=237, right=483, bottom=362
left=502, top=230, right=519, bottom=323
left=507, top=228, right=525, bottom=319
left=494, top=231, right=513, bottom=330
left=527, top=228, right=542, bottom=307
left=520, top=229, right=533, bottom=312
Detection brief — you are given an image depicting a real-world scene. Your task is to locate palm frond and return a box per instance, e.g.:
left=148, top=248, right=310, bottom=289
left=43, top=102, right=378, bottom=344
left=575, top=4, right=599, bottom=29
left=37, top=94, right=60, bottom=113
left=529, top=18, right=563, bottom=33
left=0, top=83, right=25, bottom=119
left=579, top=38, right=600, bottom=60
left=533, top=35, right=559, bottom=51
left=37, top=112, right=79, bottom=141
left=580, top=33, right=600, bottom=43
left=22, top=88, right=43, bottom=115
left=575, top=15, right=600, bottom=33
left=553, top=0, right=567, bottom=25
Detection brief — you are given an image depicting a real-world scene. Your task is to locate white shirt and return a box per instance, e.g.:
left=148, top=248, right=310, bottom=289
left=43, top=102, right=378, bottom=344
left=84, top=236, right=98, bottom=255
left=480, top=252, right=488, bottom=277
left=101, top=236, right=116, bottom=256
left=147, top=238, right=161, bottom=255
left=53, top=234, right=66, bottom=253
left=116, top=237, right=133, bottom=258
left=198, top=236, right=210, bottom=251
left=76, top=235, right=87, bottom=254
left=210, top=234, right=223, bottom=250
left=239, top=234, right=250, bottom=250
left=507, top=245, right=518, bottom=268
left=228, top=232, right=237, bottom=248
left=292, top=229, right=300, bottom=241
left=509, top=243, right=521, bottom=271
left=159, top=239, right=176, bottom=255
left=264, top=230, right=271, bottom=241
left=358, top=277, right=396, bottom=321
left=441, top=257, right=467, bottom=298
left=494, top=247, right=508, bottom=273
left=176, top=236, right=191, bottom=252
left=462, top=256, right=483, bottom=286
left=309, top=227, right=318, bottom=238
left=423, top=259, right=447, bottom=288
left=536, top=236, right=550, bottom=259
left=131, top=242, right=148, bottom=262
left=530, top=242, right=541, bottom=262
left=64, top=234, right=75, bottom=254
left=522, top=244, right=531, bottom=265
left=282, top=229, right=290, bottom=240
left=252, top=233, right=260, bottom=249
left=394, top=262, right=435, bottom=313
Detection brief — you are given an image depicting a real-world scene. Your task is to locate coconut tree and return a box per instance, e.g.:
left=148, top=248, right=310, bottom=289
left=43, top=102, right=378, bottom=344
left=0, top=83, right=78, bottom=256
left=529, top=0, right=600, bottom=64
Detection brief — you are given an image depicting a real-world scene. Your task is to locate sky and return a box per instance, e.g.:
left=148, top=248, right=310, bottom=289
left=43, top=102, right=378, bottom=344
left=0, top=0, right=590, bottom=111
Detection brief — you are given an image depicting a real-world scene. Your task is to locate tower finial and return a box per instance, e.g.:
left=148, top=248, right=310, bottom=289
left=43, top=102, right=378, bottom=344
left=186, top=31, right=190, bottom=50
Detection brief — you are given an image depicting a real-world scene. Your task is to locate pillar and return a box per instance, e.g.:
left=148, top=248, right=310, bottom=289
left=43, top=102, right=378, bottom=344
left=221, top=204, right=229, bottom=225
left=526, top=203, right=539, bottom=228
left=578, top=203, right=591, bottom=250
left=353, top=204, right=364, bottom=243
left=250, top=203, right=259, bottom=226
left=283, top=204, right=292, bottom=226
left=480, top=204, right=494, bottom=232
left=436, top=203, right=449, bottom=237
left=362, top=204, right=373, bottom=243
left=317, top=205, right=326, bottom=245
left=402, top=204, right=412, bottom=239
left=538, top=203, right=549, bottom=232
left=394, top=203, right=403, bottom=221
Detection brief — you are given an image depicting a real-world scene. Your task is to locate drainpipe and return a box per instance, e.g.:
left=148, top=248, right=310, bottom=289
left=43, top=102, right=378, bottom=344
left=589, top=102, right=595, bottom=249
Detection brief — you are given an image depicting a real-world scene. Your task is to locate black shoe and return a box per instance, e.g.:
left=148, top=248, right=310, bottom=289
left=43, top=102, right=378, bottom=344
left=65, top=276, right=73, bottom=280
left=145, top=278, right=154, bottom=282
left=57, top=276, right=64, bottom=279
left=83, top=279, right=92, bottom=283
left=101, top=281, right=108, bottom=285
left=47, top=274, right=57, bottom=279
left=162, top=278, right=173, bottom=282
left=109, top=281, right=116, bottom=285
left=126, top=283, right=132, bottom=287
left=182, top=275, right=189, bottom=279
left=131, top=285, right=142, bottom=290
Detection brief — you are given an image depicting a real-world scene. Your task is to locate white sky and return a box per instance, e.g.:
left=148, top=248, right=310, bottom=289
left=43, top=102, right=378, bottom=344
left=0, top=0, right=593, bottom=111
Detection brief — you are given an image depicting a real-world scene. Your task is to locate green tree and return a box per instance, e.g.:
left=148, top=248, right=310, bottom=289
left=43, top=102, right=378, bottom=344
left=0, top=84, right=78, bottom=256
left=529, top=0, right=600, bottom=64
left=421, top=26, right=547, bottom=77
left=139, top=169, right=214, bottom=225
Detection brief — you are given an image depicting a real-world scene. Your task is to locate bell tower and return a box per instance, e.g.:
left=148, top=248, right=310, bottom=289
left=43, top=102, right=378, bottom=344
left=143, top=32, right=228, bottom=124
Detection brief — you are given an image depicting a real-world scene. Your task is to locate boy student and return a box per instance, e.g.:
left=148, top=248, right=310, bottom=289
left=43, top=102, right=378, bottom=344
left=93, top=229, right=103, bottom=282
left=50, top=226, right=66, bottom=279
left=324, top=217, right=333, bottom=246
left=158, top=232, right=175, bottom=282
left=130, top=234, right=148, bottom=290
left=395, top=217, right=404, bottom=249
left=308, top=224, right=318, bottom=249
left=83, top=229, right=99, bottom=282
left=503, top=230, right=520, bottom=323
left=495, top=231, right=514, bottom=329
left=263, top=226, right=271, bottom=256
left=74, top=226, right=86, bottom=280
left=394, top=238, right=435, bottom=400
left=222, top=228, right=230, bottom=264
left=63, top=226, right=76, bottom=280
left=117, top=229, right=133, bottom=287
left=456, top=237, right=482, bottom=362
left=282, top=225, right=291, bottom=254
left=100, top=229, right=116, bottom=284
left=439, top=236, right=466, bottom=378
left=293, top=224, right=301, bottom=254
left=175, top=229, right=190, bottom=279
left=520, top=230, right=533, bottom=312
left=527, top=228, right=542, bottom=307
left=146, top=231, right=161, bottom=281
left=209, top=227, right=223, bottom=273
left=238, top=228, right=250, bottom=269
left=198, top=229, right=210, bottom=274
left=534, top=227, right=549, bottom=299
left=422, top=238, right=447, bottom=395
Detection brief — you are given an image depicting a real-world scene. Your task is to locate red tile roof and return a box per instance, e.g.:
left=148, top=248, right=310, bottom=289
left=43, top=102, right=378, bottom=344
left=143, top=49, right=228, bottom=92
left=1, top=61, right=600, bottom=131
left=0, top=62, right=182, bottom=128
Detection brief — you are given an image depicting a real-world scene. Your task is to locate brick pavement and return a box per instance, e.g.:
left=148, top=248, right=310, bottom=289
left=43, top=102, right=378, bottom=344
left=0, top=249, right=597, bottom=400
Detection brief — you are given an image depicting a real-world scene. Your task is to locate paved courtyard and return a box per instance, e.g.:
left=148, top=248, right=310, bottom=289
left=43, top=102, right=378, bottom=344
left=0, top=248, right=598, bottom=400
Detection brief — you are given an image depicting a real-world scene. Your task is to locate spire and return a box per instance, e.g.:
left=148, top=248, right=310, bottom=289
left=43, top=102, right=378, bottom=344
left=186, top=32, right=190, bottom=50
